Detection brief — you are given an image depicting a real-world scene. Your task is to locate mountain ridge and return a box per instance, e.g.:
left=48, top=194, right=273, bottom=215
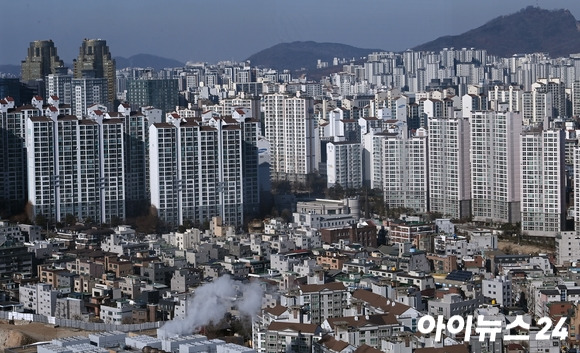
left=114, top=54, right=184, bottom=70
left=245, top=41, right=384, bottom=71
left=412, top=6, right=580, bottom=57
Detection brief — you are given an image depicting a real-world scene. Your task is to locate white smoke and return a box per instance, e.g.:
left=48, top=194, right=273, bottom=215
left=158, top=275, right=264, bottom=338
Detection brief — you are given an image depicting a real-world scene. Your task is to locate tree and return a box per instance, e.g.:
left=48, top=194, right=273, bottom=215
left=110, top=216, right=122, bottom=227
left=35, top=214, right=48, bottom=229
left=272, top=180, right=291, bottom=194
left=64, top=213, right=76, bottom=227
left=386, top=207, right=413, bottom=220
left=280, top=209, right=293, bottom=223
left=326, top=184, right=344, bottom=200
left=306, top=172, right=326, bottom=197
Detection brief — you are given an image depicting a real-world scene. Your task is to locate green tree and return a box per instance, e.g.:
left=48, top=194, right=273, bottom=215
left=35, top=214, right=48, bottom=229
left=326, top=184, right=344, bottom=200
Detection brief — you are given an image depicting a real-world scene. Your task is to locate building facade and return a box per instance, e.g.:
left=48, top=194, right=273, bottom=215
left=383, top=127, right=429, bottom=213
left=73, top=39, right=116, bottom=106
left=470, top=111, right=522, bottom=224
left=25, top=111, right=125, bottom=224
left=326, top=141, right=362, bottom=189
left=520, top=128, right=566, bottom=236
left=427, top=113, right=471, bottom=219
left=264, top=93, right=319, bottom=184
left=21, top=40, right=65, bottom=82
left=126, top=79, right=179, bottom=116
left=150, top=114, right=255, bottom=227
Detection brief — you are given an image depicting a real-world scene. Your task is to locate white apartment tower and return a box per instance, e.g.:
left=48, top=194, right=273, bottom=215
left=520, top=128, right=565, bottom=236
left=383, top=127, right=429, bottom=213
left=470, top=111, right=522, bottom=224
left=46, top=74, right=73, bottom=105
left=522, top=90, right=552, bottom=126
left=149, top=115, right=246, bottom=227
left=573, top=148, right=580, bottom=236
left=25, top=112, right=125, bottom=224
left=572, top=81, right=580, bottom=117
left=427, top=113, right=471, bottom=219
left=264, top=93, right=319, bottom=184
left=326, top=141, right=362, bottom=189
left=1, top=103, right=38, bottom=206
left=532, top=78, right=567, bottom=118
left=72, top=78, right=108, bottom=117
left=362, top=131, right=389, bottom=189
left=488, top=85, right=522, bottom=112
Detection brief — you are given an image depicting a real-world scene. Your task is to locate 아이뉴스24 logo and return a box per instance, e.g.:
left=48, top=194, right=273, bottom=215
left=418, top=314, right=568, bottom=342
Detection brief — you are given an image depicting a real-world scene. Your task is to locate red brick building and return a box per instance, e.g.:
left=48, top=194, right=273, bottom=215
left=321, top=220, right=377, bottom=247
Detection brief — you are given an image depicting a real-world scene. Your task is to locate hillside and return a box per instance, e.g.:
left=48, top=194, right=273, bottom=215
left=246, top=41, right=383, bottom=71
left=114, top=54, right=184, bottom=70
left=413, top=6, right=580, bottom=57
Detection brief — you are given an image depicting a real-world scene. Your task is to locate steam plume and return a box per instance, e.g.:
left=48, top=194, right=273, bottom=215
left=158, top=275, right=263, bottom=338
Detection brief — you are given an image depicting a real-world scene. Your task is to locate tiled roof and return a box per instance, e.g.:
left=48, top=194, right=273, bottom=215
left=299, top=282, right=346, bottom=293
left=351, top=289, right=411, bottom=315
left=264, top=305, right=287, bottom=316
left=267, top=321, right=319, bottom=334
left=326, top=313, right=398, bottom=329
left=317, top=335, right=350, bottom=352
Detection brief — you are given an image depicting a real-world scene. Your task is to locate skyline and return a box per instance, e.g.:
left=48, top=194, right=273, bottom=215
left=3, top=1, right=580, bottom=66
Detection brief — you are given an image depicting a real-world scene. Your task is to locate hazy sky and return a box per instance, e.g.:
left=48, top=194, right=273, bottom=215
left=3, top=0, right=580, bottom=65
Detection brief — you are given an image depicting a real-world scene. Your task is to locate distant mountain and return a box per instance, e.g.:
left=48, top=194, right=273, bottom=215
left=0, top=64, right=20, bottom=77
left=413, top=6, right=580, bottom=58
left=114, top=54, right=184, bottom=70
left=246, top=41, right=383, bottom=71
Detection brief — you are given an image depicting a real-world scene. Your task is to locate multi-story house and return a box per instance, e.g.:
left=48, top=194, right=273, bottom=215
left=281, top=282, right=349, bottom=325
left=322, top=314, right=401, bottom=350
left=19, top=282, right=59, bottom=316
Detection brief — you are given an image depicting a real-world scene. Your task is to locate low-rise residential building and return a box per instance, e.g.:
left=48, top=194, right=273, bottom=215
left=322, top=314, right=401, bottom=349
left=482, top=276, right=513, bottom=306
left=427, top=292, right=482, bottom=319
left=19, top=282, right=59, bottom=316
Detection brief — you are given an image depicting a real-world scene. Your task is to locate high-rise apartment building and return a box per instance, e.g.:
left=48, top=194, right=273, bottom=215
left=264, top=93, right=319, bottom=184
left=126, top=79, right=179, bottom=116
left=46, top=74, right=72, bottom=105
left=231, top=109, right=261, bottom=218
left=326, top=141, right=362, bottom=189
left=383, top=127, right=429, bottom=213
left=522, top=91, right=552, bottom=126
left=25, top=110, right=125, bottom=224
left=428, top=113, right=471, bottom=220
left=0, top=100, right=37, bottom=210
left=488, top=85, right=522, bottom=112
left=574, top=148, right=580, bottom=236
left=470, top=111, right=522, bottom=224
left=73, top=39, right=116, bottom=106
left=520, top=128, right=565, bottom=236
left=572, top=81, right=580, bottom=117
left=116, top=104, right=154, bottom=217
left=532, top=78, right=567, bottom=119
left=150, top=114, right=254, bottom=227
left=21, top=40, right=65, bottom=82
left=71, top=78, right=108, bottom=117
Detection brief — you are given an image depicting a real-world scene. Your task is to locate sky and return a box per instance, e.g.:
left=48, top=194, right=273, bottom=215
left=3, top=0, right=580, bottom=66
